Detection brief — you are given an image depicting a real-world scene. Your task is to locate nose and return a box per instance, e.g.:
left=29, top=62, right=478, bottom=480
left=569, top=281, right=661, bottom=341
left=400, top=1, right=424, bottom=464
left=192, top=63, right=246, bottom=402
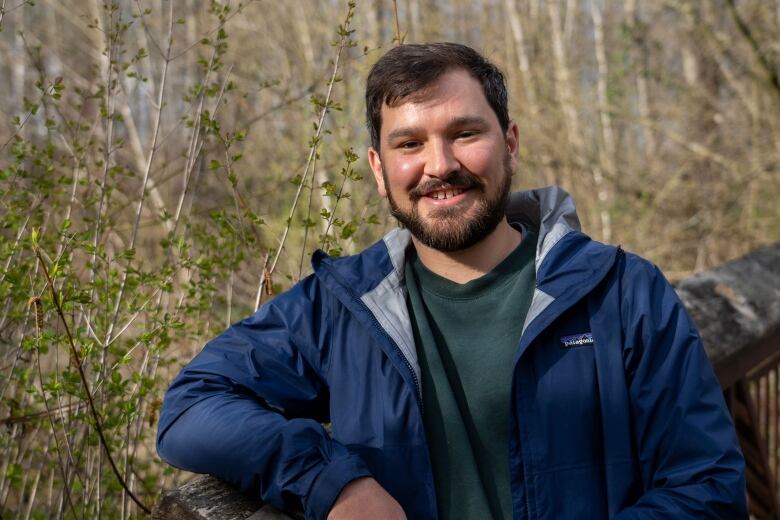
left=423, top=138, right=460, bottom=179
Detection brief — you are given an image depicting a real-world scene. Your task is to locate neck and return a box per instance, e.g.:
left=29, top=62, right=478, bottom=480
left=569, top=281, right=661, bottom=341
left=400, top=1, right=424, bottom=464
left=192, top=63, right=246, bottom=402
left=412, top=219, right=523, bottom=284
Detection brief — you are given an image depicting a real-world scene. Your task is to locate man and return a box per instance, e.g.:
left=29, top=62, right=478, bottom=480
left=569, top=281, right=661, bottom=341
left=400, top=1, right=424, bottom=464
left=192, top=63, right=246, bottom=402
left=157, top=43, right=746, bottom=519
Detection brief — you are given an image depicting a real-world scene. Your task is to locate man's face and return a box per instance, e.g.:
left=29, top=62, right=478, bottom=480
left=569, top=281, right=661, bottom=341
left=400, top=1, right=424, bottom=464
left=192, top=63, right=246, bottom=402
left=368, top=68, right=519, bottom=252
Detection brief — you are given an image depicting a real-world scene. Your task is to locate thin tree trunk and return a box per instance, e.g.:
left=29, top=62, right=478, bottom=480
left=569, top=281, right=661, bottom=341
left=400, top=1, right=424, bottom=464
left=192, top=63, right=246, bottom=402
left=505, top=0, right=539, bottom=114
left=22, top=443, right=49, bottom=520
left=293, top=0, right=315, bottom=83
left=547, top=0, right=584, bottom=153
left=13, top=13, right=25, bottom=115
left=546, top=0, right=582, bottom=212
left=408, top=0, right=421, bottom=42
left=564, top=0, right=577, bottom=42
left=623, top=0, right=656, bottom=165
left=365, top=0, right=380, bottom=48
left=589, top=0, right=614, bottom=242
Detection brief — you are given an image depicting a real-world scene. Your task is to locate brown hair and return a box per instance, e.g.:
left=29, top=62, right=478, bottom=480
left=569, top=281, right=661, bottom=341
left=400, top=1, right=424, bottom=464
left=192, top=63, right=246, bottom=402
left=365, top=42, right=509, bottom=151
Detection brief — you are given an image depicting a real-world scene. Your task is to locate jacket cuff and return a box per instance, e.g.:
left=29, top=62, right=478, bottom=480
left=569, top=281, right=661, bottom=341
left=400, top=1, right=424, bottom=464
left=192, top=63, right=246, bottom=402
left=306, top=453, right=372, bottom=520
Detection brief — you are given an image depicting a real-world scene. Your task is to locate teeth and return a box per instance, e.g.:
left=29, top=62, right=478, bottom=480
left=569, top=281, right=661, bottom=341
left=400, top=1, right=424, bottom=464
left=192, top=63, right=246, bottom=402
left=430, top=188, right=464, bottom=200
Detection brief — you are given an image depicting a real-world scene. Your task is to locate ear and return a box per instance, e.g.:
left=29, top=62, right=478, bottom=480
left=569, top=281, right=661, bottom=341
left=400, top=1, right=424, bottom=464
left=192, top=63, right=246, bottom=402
left=505, top=121, right=520, bottom=170
left=368, top=147, right=387, bottom=198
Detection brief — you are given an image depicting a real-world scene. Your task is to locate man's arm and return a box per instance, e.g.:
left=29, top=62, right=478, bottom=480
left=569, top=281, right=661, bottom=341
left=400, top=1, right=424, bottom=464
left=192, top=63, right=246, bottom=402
left=156, top=276, right=372, bottom=520
left=616, top=257, right=747, bottom=519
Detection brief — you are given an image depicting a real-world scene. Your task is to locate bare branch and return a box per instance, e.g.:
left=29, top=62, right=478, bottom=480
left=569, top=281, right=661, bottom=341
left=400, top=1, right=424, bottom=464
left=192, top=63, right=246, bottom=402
left=725, top=0, right=780, bottom=104
left=254, top=1, right=356, bottom=310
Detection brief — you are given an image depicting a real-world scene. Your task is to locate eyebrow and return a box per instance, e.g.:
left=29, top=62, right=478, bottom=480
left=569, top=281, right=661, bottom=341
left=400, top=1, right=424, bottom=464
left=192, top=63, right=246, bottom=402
left=385, top=116, right=490, bottom=142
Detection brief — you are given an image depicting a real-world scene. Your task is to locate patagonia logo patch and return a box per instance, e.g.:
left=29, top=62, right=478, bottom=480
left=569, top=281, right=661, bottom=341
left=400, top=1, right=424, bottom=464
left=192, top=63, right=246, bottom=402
left=560, top=333, right=594, bottom=348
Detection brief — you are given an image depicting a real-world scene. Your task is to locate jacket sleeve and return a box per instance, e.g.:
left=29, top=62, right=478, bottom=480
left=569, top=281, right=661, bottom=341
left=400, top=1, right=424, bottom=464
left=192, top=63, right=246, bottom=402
left=615, top=257, right=747, bottom=519
left=156, top=276, right=371, bottom=520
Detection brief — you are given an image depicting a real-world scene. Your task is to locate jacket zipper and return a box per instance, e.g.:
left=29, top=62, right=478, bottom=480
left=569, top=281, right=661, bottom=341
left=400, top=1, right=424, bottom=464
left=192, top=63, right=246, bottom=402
left=352, top=293, right=424, bottom=411
left=317, top=259, right=425, bottom=410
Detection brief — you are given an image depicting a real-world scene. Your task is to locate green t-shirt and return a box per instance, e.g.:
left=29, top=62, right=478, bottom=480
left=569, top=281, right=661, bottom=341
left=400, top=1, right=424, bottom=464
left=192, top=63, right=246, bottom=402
left=404, top=228, right=537, bottom=520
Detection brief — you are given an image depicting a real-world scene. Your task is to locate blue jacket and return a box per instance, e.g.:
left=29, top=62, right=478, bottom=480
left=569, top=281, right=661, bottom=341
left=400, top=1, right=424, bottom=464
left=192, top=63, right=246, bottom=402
left=157, top=187, right=746, bottom=519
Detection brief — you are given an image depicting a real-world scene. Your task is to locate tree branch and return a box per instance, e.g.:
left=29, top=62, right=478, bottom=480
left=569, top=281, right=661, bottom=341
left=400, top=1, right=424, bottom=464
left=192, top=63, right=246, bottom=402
left=33, top=243, right=151, bottom=515
left=725, top=0, right=780, bottom=104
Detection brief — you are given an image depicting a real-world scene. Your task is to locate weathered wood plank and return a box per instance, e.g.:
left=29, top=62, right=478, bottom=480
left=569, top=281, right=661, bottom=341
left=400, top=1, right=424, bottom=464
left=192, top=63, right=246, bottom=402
left=153, top=475, right=301, bottom=520
left=675, top=242, right=780, bottom=388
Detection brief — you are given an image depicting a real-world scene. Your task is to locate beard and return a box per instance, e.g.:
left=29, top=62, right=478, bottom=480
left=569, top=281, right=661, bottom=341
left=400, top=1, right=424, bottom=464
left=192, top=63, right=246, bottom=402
left=384, top=153, right=513, bottom=252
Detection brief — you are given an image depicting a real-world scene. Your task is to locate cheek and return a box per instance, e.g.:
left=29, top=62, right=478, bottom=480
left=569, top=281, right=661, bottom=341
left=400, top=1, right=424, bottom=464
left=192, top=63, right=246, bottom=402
left=458, top=143, right=498, bottom=173
left=386, top=157, right=424, bottom=191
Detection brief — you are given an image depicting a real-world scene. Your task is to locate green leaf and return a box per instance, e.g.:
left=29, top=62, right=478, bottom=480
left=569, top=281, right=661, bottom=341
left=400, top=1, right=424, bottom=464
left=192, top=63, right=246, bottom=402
left=340, top=221, right=357, bottom=240
left=118, top=248, right=135, bottom=260
left=321, top=181, right=337, bottom=196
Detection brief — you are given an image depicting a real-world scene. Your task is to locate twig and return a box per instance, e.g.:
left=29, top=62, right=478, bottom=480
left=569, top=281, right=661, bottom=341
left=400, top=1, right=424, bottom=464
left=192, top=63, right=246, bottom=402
left=0, top=214, right=30, bottom=288
left=0, top=402, right=85, bottom=426
left=104, top=2, right=174, bottom=352
left=102, top=284, right=163, bottom=349
left=321, top=168, right=351, bottom=246
left=30, top=297, right=80, bottom=518
left=0, top=79, right=60, bottom=155
left=0, top=0, right=33, bottom=32
left=132, top=0, right=163, bottom=59
left=724, top=0, right=780, bottom=105
left=297, top=153, right=318, bottom=280
left=92, top=322, right=165, bottom=395
left=253, top=1, right=356, bottom=310
left=215, top=64, right=265, bottom=250
left=168, top=0, right=259, bottom=61
left=226, top=270, right=233, bottom=327
left=87, top=2, right=120, bottom=327
left=23, top=447, right=49, bottom=520
left=240, top=82, right=318, bottom=131
left=391, top=0, right=404, bottom=46
left=33, top=245, right=151, bottom=515
left=171, top=42, right=221, bottom=231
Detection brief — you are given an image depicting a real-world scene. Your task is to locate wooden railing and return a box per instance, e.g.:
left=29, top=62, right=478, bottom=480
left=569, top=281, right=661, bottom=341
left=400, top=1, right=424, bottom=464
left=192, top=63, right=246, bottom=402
left=676, top=241, right=780, bottom=520
left=155, top=242, right=780, bottom=519
left=152, top=475, right=292, bottom=519
left=747, top=366, right=780, bottom=519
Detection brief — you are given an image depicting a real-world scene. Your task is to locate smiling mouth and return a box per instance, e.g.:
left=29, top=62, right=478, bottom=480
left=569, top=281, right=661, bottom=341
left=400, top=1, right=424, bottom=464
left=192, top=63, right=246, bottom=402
left=427, top=188, right=466, bottom=200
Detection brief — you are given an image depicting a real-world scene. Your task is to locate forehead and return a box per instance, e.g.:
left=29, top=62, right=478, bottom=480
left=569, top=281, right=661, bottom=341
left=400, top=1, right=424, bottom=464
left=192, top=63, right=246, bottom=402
left=387, top=67, right=481, bottom=105
left=379, top=69, right=497, bottom=135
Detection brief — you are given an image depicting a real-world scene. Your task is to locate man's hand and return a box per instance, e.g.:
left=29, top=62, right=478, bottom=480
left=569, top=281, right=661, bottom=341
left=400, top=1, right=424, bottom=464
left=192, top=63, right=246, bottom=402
left=327, top=477, right=407, bottom=520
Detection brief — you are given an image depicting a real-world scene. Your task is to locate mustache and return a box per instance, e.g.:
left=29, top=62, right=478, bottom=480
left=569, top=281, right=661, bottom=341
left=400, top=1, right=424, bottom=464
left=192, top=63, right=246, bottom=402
left=408, top=170, right=483, bottom=201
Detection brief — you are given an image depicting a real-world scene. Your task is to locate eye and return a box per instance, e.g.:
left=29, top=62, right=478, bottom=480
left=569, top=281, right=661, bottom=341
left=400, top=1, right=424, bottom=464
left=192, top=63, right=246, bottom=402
left=398, top=140, right=420, bottom=150
left=455, top=130, right=478, bottom=139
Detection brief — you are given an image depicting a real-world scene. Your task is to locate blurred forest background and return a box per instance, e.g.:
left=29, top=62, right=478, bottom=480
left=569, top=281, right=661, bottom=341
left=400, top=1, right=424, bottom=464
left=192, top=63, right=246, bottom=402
left=0, top=0, right=778, bottom=517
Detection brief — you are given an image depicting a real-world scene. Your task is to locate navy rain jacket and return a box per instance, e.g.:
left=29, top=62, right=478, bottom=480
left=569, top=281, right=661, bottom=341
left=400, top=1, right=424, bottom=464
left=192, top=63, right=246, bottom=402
left=157, top=187, right=747, bottom=519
